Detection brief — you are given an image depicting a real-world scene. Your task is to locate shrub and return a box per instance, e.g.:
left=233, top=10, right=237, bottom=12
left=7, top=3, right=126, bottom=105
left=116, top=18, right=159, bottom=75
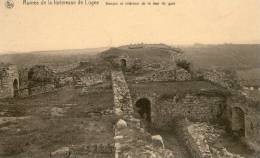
left=176, top=59, right=191, bottom=72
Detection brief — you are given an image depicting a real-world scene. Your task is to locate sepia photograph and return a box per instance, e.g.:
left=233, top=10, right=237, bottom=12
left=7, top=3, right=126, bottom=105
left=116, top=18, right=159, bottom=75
left=0, top=0, right=260, bottom=157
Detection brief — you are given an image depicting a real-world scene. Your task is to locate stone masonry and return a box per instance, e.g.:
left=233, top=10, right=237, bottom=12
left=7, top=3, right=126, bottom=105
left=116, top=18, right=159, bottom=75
left=111, top=70, right=134, bottom=117
left=0, top=65, right=19, bottom=99
left=111, top=70, right=174, bottom=158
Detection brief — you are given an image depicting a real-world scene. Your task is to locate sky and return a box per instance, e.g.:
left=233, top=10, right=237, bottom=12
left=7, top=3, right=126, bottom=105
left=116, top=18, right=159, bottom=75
left=0, top=0, right=259, bottom=53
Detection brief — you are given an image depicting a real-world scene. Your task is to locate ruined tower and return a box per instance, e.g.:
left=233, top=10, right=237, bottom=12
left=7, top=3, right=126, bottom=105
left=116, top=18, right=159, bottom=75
left=0, top=64, right=19, bottom=99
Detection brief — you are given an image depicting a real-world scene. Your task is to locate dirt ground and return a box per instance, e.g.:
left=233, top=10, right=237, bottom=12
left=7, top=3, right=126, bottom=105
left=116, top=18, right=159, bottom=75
left=0, top=85, right=115, bottom=158
left=149, top=128, right=192, bottom=158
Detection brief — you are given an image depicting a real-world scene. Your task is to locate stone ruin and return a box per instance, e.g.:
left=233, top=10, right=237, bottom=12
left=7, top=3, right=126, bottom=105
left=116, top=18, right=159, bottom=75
left=105, top=45, right=260, bottom=157
left=0, top=64, right=19, bottom=99
left=0, top=44, right=260, bottom=157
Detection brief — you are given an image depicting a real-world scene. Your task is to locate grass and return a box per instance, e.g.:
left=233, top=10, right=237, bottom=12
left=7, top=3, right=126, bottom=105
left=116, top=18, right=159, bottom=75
left=0, top=84, right=115, bottom=158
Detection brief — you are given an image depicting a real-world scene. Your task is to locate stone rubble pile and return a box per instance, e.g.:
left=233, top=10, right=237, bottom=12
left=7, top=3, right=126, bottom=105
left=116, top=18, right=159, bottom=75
left=187, top=122, right=245, bottom=158
left=50, top=143, right=114, bottom=158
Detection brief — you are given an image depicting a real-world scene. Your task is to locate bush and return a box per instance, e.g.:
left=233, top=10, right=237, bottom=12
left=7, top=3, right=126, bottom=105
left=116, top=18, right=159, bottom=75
left=176, top=59, right=191, bottom=72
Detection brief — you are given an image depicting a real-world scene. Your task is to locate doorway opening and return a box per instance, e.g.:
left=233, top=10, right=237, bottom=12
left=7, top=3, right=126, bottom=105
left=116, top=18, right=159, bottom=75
left=120, top=59, right=127, bottom=72
left=135, top=98, right=151, bottom=122
left=232, top=107, right=245, bottom=137
left=13, top=79, right=19, bottom=97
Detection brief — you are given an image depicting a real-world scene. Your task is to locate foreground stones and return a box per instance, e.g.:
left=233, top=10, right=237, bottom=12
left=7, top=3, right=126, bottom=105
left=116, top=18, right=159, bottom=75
left=114, top=121, right=174, bottom=158
left=51, top=107, right=65, bottom=117
left=50, top=147, right=71, bottom=158
left=116, top=119, right=127, bottom=129
left=151, top=135, right=165, bottom=149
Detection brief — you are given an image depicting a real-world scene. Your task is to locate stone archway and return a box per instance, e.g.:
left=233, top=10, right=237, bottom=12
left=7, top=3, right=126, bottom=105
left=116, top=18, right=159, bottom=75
left=135, top=98, right=151, bottom=122
left=13, top=79, right=19, bottom=97
left=232, top=107, right=245, bottom=137
left=120, top=59, right=127, bottom=71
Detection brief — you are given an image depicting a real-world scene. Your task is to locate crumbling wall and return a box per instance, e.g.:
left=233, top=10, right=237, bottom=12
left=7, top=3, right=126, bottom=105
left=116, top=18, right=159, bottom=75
left=148, top=68, right=191, bottom=82
left=149, top=69, right=176, bottom=81
left=111, top=70, right=174, bottom=158
left=175, top=120, right=213, bottom=158
left=225, top=94, right=260, bottom=151
left=111, top=70, right=133, bottom=116
left=50, top=144, right=114, bottom=158
left=18, top=83, right=56, bottom=97
left=56, top=76, right=74, bottom=87
left=175, top=119, right=246, bottom=158
left=175, top=68, right=192, bottom=81
left=80, top=72, right=109, bottom=86
left=70, top=62, right=111, bottom=88
left=51, top=63, right=79, bottom=73
left=129, top=82, right=227, bottom=129
left=130, top=68, right=191, bottom=82
left=0, top=65, right=19, bottom=99
left=18, top=68, right=30, bottom=89
left=152, top=93, right=225, bottom=129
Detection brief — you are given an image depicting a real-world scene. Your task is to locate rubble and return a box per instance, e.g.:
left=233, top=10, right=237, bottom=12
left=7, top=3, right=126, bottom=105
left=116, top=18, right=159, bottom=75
left=50, top=147, right=71, bottom=158
left=116, top=119, right=128, bottom=129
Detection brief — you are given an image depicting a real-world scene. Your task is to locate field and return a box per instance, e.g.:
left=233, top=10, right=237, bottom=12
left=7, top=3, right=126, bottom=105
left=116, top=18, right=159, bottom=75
left=180, top=44, right=260, bottom=70
left=0, top=85, right=115, bottom=158
left=0, top=47, right=108, bottom=68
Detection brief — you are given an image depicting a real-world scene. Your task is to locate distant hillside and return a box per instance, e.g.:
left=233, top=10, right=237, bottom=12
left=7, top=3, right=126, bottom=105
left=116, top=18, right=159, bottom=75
left=180, top=44, right=260, bottom=70
left=1, top=44, right=260, bottom=79
left=100, top=44, right=181, bottom=65
left=237, top=68, right=260, bottom=86
left=0, top=47, right=109, bottom=68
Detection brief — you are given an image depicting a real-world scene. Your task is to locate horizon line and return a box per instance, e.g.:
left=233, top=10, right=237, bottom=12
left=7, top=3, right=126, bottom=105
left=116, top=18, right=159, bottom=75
left=1, top=42, right=260, bottom=55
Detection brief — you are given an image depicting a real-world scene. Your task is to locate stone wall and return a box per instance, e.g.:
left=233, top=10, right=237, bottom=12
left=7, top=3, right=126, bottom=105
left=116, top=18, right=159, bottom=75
left=225, top=94, right=260, bottom=151
left=149, top=68, right=191, bottom=82
left=111, top=70, right=134, bottom=117
left=57, top=76, right=74, bottom=86
left=80, top=72, right=109, bottom=87
left=152, top=93, right=225, bottom=129
left=0, top=65, right=19, bottom=99
left=174, top=119, right=213, bottom=158
left=71, top=143, right=114, bottom=155
left=18, top=68, right=29, bottom=89
left=50, top=144, right=114, bottom=158
left=149, top=69, right=176, bottom=81
left=18, top=84, right=56, bottom=97
left=175, top=119, right=246, bottom=158
left=51, top=63, right=79, bottom=73
left=111, top=70, right=174, bottom=158
left=130, top=68, right=191, bottom=83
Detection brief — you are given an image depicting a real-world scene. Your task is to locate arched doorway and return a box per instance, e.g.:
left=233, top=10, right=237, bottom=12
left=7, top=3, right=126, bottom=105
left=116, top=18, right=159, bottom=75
left=120, top=59, right=127, bottom=71
left=232, top=107, right=245, bottom=137
left=135, top=98, right=151, bottom=122
left=13, top=79, right=18, bottom=97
